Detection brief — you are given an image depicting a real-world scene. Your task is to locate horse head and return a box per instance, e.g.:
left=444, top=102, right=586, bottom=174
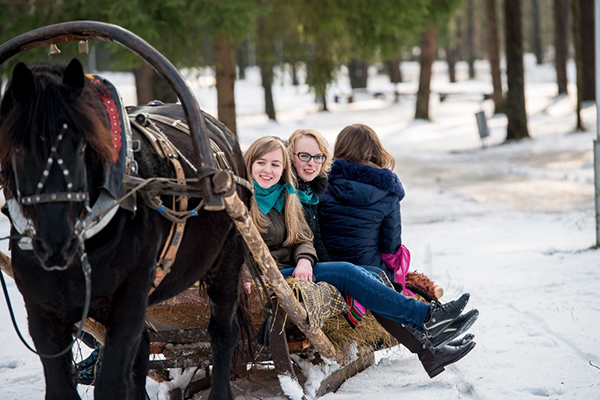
left=0, top=59, right=114, bottom=271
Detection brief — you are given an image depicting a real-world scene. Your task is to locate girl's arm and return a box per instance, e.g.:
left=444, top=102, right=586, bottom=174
left=293, top=239, right=318, bottom=281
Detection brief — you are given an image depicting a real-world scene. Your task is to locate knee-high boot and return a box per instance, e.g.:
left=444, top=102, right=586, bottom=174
left=372, top=312, right=476, bottom=378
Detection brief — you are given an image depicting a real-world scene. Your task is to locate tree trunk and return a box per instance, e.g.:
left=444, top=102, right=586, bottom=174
left=467, top=0, right=476, bottom=79
left=387, top=59, right=402, bottom=84
left=154, top=76, right=178, bottom=104
left=532, top=0, right=543, bottom=64
left=415, top=26, right=436, bottom=120
left=291, top=61, right=299, bottom=86
left=572, top=0, right=585, bottom=130
left=348, top=59, right=368, bottom=89
left=260, top=64, right=276, bottom=120
left=455, top=15, right=465, bottom=62
left=446, top=44, right=457, bottom=83
left=257, top=15, right=276, bottom=121
left=321, top=93, right=328, bottom=112
left=579, top=0, right=595, bottom=101
left=236, top=41, right=248, bottom=80
left=504, top=0, right=530, bottom=141
left=554, top=0, right=569, bottom=95
left=214, top=34, right=238, bottom=136
left=133, top=64, right=155, bottom=105
left=485, top=0, right=504, bottom=114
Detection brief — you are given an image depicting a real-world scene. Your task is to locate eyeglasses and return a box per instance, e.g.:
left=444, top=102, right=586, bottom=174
left=296, top=152, right=326, bottom=164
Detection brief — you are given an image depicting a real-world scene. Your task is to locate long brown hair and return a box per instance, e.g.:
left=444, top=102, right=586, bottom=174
left=287, top=128, right=332, bottom=177
left=334, top=123, right=395, bottom=169
left=244, top=136, right=313, bottom=246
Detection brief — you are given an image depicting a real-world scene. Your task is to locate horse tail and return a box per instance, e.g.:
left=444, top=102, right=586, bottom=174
left=234, top=285, right=256, bottom=367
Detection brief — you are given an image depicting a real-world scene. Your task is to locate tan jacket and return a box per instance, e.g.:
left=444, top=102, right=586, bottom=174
left=261, top=209, right=318, bottom=270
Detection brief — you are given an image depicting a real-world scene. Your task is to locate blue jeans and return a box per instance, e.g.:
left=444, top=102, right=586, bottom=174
left=280, top=262, right=429, bottom=330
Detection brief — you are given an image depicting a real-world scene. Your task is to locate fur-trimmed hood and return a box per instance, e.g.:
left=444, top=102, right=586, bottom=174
left=327, top=159, right=404, bottom=206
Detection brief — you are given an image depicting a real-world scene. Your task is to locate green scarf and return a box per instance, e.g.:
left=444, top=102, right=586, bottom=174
left=296, top=186, right=319, bottom=206
left=254, top=181, right=296, bottom=215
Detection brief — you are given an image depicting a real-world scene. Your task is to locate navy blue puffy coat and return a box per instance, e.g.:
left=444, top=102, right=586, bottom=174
left=318, top=159, right=405, bottom=280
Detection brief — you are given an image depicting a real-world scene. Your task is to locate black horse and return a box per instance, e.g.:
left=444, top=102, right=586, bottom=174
left=0, top=59, right=249, bottom=399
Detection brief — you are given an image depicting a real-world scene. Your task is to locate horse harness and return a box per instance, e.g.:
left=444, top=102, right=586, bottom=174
left=3, top=73, right=251, bottom=293
left=128, top=112, right=252, bottom=292
left=5, top=111, right=251, bottom=293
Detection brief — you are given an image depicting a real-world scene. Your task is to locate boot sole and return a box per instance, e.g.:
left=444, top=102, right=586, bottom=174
left=431, top=309, right=479, bottom=348
left=427, top=341, right=477, bottom=378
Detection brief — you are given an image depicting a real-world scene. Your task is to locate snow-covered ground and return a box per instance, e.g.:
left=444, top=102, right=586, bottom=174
left=1, top=56, right=599, bottom=400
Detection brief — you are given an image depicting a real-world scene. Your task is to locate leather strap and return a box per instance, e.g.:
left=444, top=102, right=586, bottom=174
left=150, top=155, right=188, bottom=294
left=134, top=119, right=190, bottom=294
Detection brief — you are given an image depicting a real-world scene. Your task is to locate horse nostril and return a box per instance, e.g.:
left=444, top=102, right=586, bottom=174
left=32, top=237, right=52, bottom=264
left=61, top=235, right=80, bottom=261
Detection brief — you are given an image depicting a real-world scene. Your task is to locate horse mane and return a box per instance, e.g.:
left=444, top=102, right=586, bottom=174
left=0, top=62, right=114, bottom=195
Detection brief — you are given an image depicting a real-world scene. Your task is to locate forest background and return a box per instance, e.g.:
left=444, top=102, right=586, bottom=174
left=0, top=0, right=594, bottom=143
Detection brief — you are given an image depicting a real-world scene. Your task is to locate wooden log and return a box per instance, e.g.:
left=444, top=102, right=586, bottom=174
left=79, top=317, right=107, bottom=345
left=0, top=249, right=13, bottom=279
left=316, top=353, right=375, bottom=397
left=213, top=171, right=340, bottom=362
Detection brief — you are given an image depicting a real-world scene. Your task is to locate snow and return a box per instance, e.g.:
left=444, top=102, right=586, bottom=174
left=1, top=56, right=600, bottom=399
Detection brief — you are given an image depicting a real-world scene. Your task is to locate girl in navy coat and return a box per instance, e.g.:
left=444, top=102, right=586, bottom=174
left=318, top=124, right=478, bottom=345
left=319, top=123, right=404, bottom=281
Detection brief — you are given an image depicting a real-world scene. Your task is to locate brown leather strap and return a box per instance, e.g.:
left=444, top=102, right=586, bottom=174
left=150, top=144, right=189, bottom=294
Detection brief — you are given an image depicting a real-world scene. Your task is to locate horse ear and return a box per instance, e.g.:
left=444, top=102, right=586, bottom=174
left=63, top=59, right=85, bottom=91
left=11, top=62, right=35, bottom=104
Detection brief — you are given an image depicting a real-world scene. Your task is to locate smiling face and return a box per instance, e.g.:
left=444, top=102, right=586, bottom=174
left=252, top=147, right=284, bottom=189
left=293, top=135, right=323, bottom=182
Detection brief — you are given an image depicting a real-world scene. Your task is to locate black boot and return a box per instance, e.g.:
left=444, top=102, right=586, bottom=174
left=418, top=338, right=476, bottom=378
left=371, top=312, right=476, bottom=378
left=430, top=308, right=479, bottom=348
left=423, top=293, right=470, bottom=338
left=447, top=333, right=475, bottom=347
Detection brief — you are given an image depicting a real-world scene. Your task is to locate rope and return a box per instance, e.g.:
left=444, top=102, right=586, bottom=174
left=0, top=240, right=92, bottom=358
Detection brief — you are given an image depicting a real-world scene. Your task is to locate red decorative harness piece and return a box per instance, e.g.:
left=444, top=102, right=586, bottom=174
left=88, top=76, right=122, bottom=163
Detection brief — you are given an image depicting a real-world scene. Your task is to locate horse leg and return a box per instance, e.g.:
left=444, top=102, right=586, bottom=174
left=25, top=304, right=80, bottom=400
left=131, top=330, right=150, bottom=400
left=94, top=281, right=149, bottom=400
left=205, top=238, right=243, bottom=400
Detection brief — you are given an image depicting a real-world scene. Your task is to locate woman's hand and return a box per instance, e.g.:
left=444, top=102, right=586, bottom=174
left=293, top=258, right=313, bottom=281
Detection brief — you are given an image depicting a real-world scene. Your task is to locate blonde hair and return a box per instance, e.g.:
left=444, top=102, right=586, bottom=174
left=287, top=128, right=332, bottom=177
left=244, top=136, right=313, bottom=247
left=334, top=124, right=395, bottom=170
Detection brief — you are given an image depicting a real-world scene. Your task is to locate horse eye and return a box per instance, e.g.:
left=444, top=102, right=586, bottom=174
left=15, top=147, right=24, bottom=155
left=80, top=143, right=87, bottom=153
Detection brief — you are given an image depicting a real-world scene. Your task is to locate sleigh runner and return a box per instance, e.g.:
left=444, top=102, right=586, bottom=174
left=0, top=22, right=445, bottom=400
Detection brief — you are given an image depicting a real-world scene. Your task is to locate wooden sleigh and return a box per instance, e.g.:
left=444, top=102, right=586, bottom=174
left=0, top=21, right=407, bottom=400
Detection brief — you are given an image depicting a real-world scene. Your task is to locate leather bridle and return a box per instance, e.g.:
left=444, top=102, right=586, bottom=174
left=12, top=123, right=90, bottom=208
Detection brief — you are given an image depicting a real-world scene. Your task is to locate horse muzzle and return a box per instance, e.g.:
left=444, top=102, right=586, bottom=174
left=32, top=234, right=81, bottom=271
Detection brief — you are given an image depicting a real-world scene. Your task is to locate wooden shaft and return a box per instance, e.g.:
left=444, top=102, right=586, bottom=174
left=0, top=250, right=13, bottom=279
left=79, top=317, right=106, bottom=345
left=219, top=184, right=339, bottom=361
